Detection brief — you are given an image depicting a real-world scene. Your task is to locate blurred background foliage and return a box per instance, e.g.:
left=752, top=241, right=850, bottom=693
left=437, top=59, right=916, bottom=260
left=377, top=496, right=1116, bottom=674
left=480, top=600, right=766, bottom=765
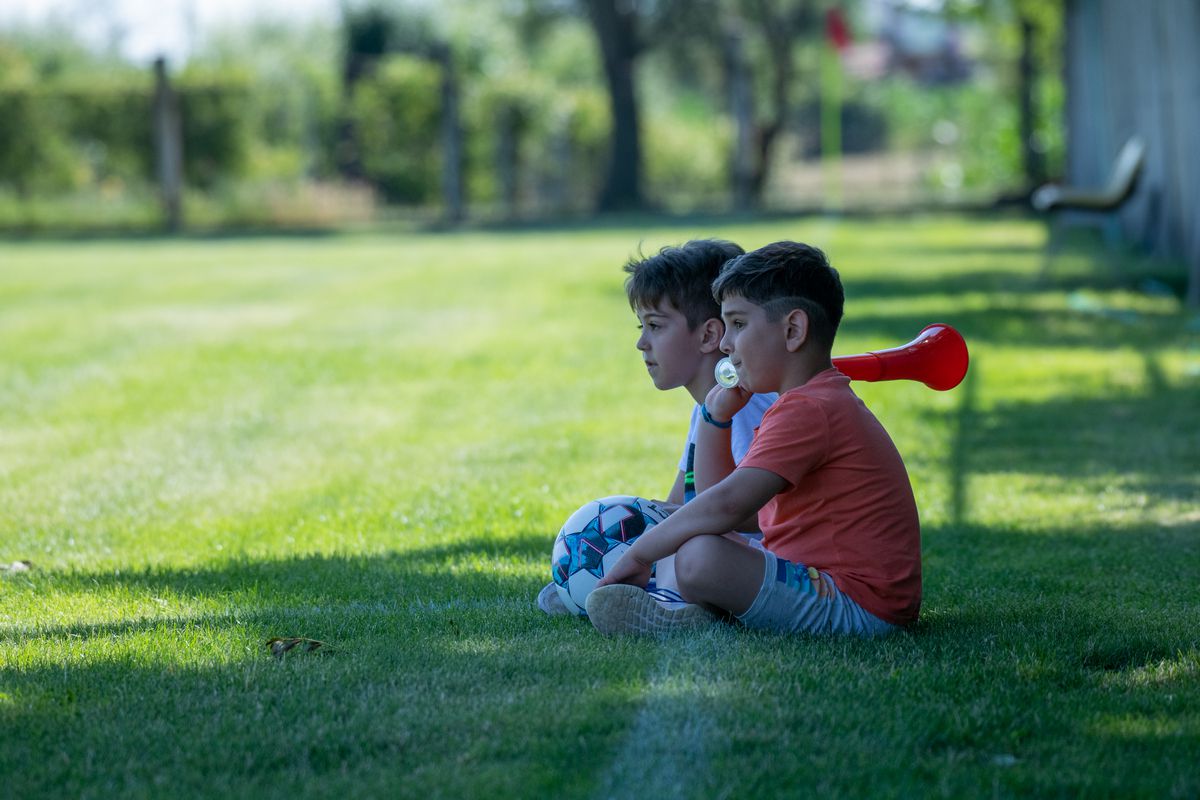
left=0, top=0, right=1063, bottom=230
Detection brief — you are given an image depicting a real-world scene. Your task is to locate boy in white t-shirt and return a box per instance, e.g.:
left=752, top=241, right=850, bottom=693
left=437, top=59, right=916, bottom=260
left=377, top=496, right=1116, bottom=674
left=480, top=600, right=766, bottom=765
left=537, top=239, right=776, bottom=614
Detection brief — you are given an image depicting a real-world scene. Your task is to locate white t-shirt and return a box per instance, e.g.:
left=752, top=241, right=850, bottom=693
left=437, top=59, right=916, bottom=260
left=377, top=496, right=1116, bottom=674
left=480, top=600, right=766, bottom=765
left=652, top=392, right=778, bottom=596
left=678, top=393, right=778, bottom=478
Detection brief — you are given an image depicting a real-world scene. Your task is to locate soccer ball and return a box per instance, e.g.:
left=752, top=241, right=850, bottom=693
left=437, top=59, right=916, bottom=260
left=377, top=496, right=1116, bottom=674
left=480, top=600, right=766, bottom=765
left=551, top=495, right=670, bottom=616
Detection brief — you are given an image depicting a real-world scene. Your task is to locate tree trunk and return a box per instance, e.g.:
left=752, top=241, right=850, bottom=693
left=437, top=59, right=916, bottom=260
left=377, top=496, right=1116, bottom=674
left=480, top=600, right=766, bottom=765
left=748, top=0, right=802, bottom=207
left=584, top=0, right=643, bottom=211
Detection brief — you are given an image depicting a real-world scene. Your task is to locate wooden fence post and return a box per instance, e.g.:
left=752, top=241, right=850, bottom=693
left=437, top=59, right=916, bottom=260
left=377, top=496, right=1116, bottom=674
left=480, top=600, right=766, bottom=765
left=497, top=105, right=519, bottom=221
left=724, top=27, right=755, bottom=211
left=153, top=57, right=184, bottom=232
left=434, top=44, right=464, bottom=225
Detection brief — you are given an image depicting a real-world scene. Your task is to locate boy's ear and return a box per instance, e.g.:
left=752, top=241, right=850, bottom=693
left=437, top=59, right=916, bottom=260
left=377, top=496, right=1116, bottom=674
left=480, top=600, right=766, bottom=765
left=698, top=318, right=724, bottom=354
left=784, top=309, right=809, bottom=352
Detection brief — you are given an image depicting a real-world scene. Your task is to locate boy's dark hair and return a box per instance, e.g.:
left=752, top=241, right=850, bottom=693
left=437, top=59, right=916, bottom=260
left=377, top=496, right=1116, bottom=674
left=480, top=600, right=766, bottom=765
left=624, top=239, right=745, bottom=330
left=712, top=241, right=844, bottom=350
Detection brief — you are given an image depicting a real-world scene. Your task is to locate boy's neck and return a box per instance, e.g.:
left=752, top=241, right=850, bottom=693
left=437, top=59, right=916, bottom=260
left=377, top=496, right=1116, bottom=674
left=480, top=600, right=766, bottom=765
left=777, top=351, right=834, bottom=394
left=685, top=351, right=724, bottom=404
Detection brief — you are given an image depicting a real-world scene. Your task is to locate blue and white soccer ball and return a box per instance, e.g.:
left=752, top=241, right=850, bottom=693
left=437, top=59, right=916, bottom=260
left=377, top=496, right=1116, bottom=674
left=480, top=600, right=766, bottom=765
left=551, top=495, right=670, bottom=616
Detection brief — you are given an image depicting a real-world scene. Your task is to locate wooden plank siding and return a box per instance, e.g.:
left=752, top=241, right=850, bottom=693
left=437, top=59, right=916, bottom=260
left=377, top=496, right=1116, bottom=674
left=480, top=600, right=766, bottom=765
left=1064, top=0, right=1200, bottom=306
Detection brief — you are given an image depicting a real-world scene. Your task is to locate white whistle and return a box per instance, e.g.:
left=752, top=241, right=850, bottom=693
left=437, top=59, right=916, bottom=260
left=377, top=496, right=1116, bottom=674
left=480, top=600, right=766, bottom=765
left=714, top=357, right=739, bottom=389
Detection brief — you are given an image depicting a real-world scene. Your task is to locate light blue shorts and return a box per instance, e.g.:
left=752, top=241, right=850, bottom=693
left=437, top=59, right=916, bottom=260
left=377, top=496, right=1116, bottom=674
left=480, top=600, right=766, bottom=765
left=736, top=544, right=899, bottom=637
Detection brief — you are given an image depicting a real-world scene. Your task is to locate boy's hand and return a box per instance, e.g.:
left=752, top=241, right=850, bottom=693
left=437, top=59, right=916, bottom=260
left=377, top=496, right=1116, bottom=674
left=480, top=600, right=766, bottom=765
left=596, top=550, right=651, bottom=589
left=650, top=500, right=681, bottom=515
left=704, top=383, right=753, bottom=425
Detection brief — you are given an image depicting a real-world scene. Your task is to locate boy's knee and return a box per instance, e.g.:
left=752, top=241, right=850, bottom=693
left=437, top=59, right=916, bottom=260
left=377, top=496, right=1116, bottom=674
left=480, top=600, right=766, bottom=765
left=674, top=536, right=725, bottom=593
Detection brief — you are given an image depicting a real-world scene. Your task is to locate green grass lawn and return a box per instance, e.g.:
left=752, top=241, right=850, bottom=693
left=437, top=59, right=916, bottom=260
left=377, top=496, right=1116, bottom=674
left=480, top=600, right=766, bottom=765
left=2, top=215, right=1197, bottom=798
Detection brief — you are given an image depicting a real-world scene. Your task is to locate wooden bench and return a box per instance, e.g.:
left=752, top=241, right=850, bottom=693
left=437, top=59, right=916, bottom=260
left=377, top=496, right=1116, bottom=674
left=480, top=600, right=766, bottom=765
left=1032, top=135, right=1146, bottom=276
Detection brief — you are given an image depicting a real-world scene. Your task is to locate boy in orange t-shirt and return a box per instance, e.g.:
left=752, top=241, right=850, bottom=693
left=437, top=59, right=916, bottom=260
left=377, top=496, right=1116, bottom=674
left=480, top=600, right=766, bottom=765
left=588, top=241, right=920, bottom=636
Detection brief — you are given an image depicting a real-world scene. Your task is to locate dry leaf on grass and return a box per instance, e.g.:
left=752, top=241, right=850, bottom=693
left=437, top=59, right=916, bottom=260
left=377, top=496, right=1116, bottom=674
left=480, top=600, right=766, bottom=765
left=266, top=637, right=330, bottom=659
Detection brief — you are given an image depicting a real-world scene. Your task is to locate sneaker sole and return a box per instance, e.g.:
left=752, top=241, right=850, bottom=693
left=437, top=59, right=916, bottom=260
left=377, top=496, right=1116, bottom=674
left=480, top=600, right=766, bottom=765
left=585, top=584, right=718, bottom=637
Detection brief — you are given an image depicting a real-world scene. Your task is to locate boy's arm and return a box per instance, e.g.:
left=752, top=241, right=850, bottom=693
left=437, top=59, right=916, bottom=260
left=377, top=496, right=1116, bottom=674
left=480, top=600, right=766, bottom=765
left=664, top=470, right=687, bottom=506
left=598, top=467, right=786, bottom=587
left=693, top=420, right=735, bottom=494
left=693, top=384, right=752, bottom=492
left=695, top=422, right=760, bottom=532
left=692, top=384, right=760, bottom=531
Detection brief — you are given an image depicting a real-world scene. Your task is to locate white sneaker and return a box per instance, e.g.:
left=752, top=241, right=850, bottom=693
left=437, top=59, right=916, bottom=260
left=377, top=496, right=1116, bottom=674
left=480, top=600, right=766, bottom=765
left=645, top=585, right=689, bottom=610
left=537, top=581, right=571, bottom=616
left=585, top=584, right=718, bottom=637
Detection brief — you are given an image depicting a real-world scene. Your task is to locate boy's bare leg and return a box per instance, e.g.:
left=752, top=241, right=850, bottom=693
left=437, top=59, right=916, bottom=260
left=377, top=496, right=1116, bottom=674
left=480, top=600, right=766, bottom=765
left=673, top=534, right=767, bottom=616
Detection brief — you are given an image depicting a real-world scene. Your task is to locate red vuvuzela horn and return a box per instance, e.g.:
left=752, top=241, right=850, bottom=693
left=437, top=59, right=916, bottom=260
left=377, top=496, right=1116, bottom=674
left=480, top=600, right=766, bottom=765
left=833, top=324, right=968, bottom=391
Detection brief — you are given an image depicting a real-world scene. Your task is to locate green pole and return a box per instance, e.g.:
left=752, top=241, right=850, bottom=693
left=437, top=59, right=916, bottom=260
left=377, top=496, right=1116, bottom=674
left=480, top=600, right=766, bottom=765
left=820, top=42, right=843, bottom=213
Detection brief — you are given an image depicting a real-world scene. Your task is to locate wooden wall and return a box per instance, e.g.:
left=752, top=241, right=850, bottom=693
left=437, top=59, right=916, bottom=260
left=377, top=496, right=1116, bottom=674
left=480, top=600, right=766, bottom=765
left=1064, top=0, right=1200, bottom=306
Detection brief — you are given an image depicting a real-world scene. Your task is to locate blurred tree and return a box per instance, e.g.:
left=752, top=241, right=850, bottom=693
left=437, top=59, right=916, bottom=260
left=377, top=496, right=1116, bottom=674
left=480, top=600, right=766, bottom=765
left=492, top=6, right=609, bottom=215
left=0, top=85, right=78, bottom=195
left=516, top=0, right=650, bottom=211
left=338, top=2, right=464, bottom=220
left=674, top=0, right=820, bottom=209
left=0, top=19, right=134, bottom=80
left=174, top=69, right=253, bottom=190
left=338, top=5, right=398, bottom=179
left=582, top=0, right=644, bottom=211
left=1007, top=0, right=1060, bottom=190
left=351, top=54, right=440, bottom=203
left=948, top=0, right=1063, bottom=191
left=739, top=0, right=820, bottom=207
left=190, top=18, right=341, bottom=180
left=518, top=0, right=821, bottom=211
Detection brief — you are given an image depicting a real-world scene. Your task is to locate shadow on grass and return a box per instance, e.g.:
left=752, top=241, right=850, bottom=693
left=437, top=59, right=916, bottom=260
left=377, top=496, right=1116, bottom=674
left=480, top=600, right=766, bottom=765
left=1, top=532, right=557, bottom=642
left=936, top=348, right=1197, bottom=514
left=918, top=518, right=1199, bottom=617
left=840, top=301, right=1188, bottom=352
left=840, top=266, right=1166, bottom=301
left=0, top=544, right=640, bottom=798
left=841, top=268, right=1041, bottom=300
left=3, top=518, right=1198, bottom=797
left=946, top=354, right=979, bottom=526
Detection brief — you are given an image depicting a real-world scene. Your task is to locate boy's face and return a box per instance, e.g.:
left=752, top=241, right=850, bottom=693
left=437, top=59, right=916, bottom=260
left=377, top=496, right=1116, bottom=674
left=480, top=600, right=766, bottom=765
left=635, top=300, right=717, bottom=393
left=719, top=294, right=788, bottom=393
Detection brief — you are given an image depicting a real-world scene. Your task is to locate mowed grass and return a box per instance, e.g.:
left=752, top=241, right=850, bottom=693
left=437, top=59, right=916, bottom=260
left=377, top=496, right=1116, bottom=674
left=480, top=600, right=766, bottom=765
left=1, top=216, right=1197, bottom=799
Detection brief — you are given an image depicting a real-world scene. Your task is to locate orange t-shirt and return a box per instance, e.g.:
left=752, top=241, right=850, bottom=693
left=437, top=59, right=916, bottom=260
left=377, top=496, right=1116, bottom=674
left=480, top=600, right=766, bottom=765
left=738, top=368, right=921, bottom=625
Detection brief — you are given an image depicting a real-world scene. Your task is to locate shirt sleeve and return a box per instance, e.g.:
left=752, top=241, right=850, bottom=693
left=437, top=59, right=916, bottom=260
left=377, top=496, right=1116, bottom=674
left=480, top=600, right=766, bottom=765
left=738, top=393, right=830, bottom=487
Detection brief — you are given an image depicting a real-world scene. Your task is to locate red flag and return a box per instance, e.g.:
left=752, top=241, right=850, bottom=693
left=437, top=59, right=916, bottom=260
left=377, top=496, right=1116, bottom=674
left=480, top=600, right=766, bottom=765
left=826, top=8, right=851, bottom=51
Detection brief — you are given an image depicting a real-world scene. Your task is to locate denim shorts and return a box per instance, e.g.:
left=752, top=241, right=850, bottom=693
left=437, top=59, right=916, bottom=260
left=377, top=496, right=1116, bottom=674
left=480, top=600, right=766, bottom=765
left=736, top=543, right=899, bottom=637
